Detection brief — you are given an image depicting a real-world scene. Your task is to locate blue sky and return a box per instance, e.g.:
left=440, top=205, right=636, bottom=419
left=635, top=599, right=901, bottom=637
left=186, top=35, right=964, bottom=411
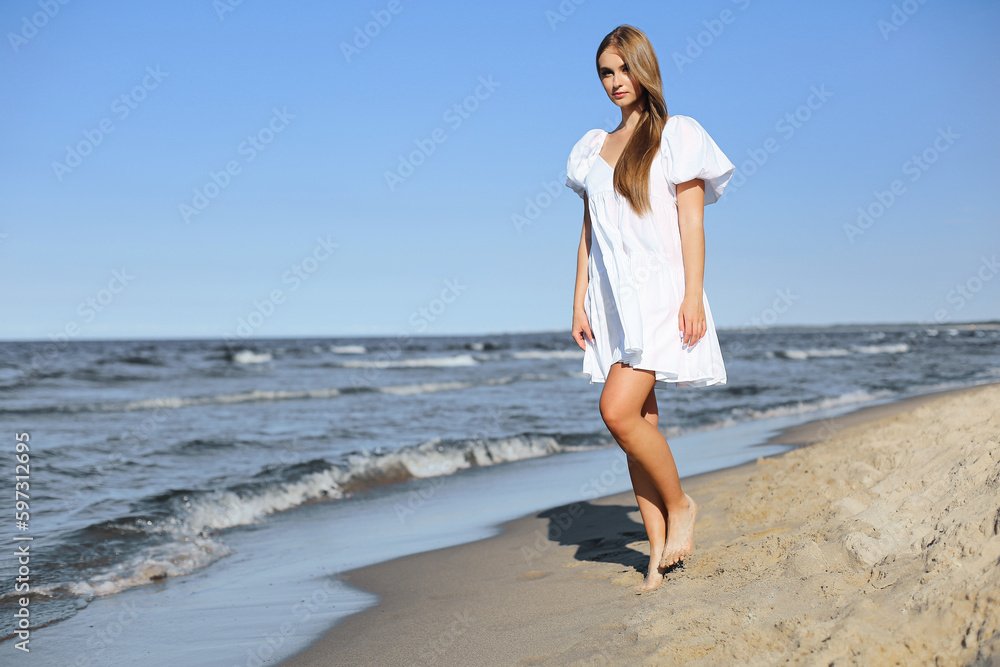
left=1, top=0, right=997, bottom=341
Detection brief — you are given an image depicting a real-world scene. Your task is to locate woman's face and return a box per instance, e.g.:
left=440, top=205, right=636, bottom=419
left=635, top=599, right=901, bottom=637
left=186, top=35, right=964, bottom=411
left=598, top=48, right=643, bottom=107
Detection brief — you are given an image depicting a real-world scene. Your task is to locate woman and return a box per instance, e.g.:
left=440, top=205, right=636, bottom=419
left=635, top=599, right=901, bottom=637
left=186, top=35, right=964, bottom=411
left=565, top=25, right=735, bottom=591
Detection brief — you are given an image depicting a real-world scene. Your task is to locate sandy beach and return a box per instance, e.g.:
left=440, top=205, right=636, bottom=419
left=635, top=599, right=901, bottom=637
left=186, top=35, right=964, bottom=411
left=282, top=382, right=1000, bottom=666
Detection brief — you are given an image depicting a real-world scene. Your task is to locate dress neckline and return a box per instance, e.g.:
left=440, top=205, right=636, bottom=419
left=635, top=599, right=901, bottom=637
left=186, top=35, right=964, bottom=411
left=597, top=131, right=617, bottom=171
left=597, top=115, right=677, bottom=171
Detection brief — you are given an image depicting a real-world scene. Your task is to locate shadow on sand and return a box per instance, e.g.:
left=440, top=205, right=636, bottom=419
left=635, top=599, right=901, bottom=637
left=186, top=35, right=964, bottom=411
left=537, top=501, right=683, bottom=577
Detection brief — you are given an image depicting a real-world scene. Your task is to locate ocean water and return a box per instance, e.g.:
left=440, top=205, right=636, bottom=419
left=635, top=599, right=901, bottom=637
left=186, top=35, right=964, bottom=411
left=0, top=322, right=997, bottom=662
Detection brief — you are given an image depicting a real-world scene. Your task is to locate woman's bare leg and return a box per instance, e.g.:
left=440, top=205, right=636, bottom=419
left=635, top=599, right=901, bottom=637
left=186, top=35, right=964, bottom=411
left=600, top=362, right=697, bottom=588
left=627, top=387, right=670, bottom=589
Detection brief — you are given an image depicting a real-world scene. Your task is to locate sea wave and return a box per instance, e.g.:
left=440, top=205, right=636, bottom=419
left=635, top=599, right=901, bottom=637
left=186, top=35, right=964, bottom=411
left=333, top=353, right=479, bottom=369
left=853, top=343, right=910, bottom=355
left=330, top=344, right=366, bottom=354
left=0, top=373, right=565, bottom=415
left=770, top=342, right=909, bottom=360
left=512, top=350, right=584, bottom=360
left=231, top=350, right=272, bottom=364
left=25, top=432, right=581, bottom=601
left=719, top=388, right=896, bottom=424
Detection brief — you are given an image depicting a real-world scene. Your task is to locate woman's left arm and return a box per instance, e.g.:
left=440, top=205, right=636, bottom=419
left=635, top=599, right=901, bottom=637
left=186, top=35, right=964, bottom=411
left=676, top=179, right=707, bottom=347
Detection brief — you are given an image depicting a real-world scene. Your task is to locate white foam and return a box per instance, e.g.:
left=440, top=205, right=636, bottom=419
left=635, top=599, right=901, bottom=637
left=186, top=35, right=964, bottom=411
left=113, top=388, right=343, bottom=411
left=337, top=354, right=478, bottom=369
left=360, top=434, right=564, bottom=479
left=780, top=347, right=851, bottom=360
left=177, top=469, right=346, bottom=534
left=57, top=464, right=352, bottom=599
left=66, top=537, right=232, bottom=598
left=724, top=389, right=895, bottom=423
left=380, top=381, right=475, bottom=396
left=852, top=343, right=909, bottom=355
left=233, top=350, right=272, bottom=364
left=57, top=374, right=533, bottom=414
left=512, top=350, right=585, bottom=360
left=776, top=343, right=909, bottom=360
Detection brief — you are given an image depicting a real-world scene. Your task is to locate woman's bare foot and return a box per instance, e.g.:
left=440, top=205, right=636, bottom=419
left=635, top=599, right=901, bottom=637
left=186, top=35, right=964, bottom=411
left=660, top=493, right=697, bottom=568
left=636, top=547, right=666, bottom=591
left=636, top=567, right=663, bottom=591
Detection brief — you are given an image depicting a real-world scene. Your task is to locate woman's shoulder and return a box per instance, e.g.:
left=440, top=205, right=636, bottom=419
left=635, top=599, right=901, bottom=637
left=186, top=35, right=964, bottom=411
left=570, top=127, right=606, bottom=150
left=659, top=114, right=720, bottom=155
left=659, top=114, right=736, bottom=204
left=565, top=128, right=606, bottom=199
left=661, top=114, right=705, bottom=139
left=566, top=127, right=606, bottom=168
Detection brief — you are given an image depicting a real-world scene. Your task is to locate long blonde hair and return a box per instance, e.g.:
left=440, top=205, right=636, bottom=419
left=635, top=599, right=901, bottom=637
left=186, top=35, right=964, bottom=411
left=596, top=25, right=668, bottom=217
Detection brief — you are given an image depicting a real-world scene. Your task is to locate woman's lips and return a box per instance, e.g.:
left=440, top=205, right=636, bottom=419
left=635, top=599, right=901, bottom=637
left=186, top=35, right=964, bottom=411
left=613, top=91, right=626, bottom=98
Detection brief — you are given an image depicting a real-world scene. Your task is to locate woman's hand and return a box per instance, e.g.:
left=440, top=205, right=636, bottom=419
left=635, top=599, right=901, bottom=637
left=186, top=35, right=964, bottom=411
left=572, top=307, right=595, bottom=351
left=678, top=294, right=706, bottom=347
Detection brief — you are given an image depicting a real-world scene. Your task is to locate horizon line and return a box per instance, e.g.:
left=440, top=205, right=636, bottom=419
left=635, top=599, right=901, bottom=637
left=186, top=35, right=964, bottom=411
left=0, top=319, right=997, bottom=344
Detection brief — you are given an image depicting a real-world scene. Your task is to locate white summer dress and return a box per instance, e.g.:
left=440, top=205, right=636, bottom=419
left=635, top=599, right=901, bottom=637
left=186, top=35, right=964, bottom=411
left=565, top=114, right=736, bottom=388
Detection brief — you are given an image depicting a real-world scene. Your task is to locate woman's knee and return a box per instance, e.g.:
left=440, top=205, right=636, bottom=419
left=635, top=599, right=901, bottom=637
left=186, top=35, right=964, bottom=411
left=599, top=394, right=633, bottom=434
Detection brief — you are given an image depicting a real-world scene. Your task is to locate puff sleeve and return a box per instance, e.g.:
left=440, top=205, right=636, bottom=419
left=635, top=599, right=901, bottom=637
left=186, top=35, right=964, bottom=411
left=565, top=128, right=605, bottom=199
left=660, top=115, right=736, bottom=205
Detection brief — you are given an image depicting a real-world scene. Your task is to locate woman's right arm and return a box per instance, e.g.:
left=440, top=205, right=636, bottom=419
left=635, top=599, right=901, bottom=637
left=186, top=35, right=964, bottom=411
left=571, top=194, right=594, bottom=350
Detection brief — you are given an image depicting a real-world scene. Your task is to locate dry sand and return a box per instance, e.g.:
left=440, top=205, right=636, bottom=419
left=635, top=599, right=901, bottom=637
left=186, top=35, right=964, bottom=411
left=282, top=382, right=1000, bottom=666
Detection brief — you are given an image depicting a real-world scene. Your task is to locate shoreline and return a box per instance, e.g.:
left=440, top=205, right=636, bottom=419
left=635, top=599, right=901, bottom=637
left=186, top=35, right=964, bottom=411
left=281, top=380, right=1000, bottom=665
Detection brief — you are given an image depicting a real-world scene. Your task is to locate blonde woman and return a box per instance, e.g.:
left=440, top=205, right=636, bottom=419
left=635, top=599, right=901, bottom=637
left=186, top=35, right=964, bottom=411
left=566, top=25, right=735, bottom=591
